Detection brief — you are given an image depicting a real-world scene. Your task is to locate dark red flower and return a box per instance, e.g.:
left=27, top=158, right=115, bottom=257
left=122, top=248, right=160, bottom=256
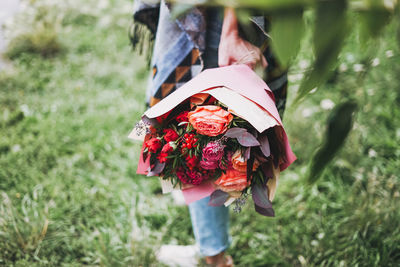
left=187, top=170, right=204, bottom=185
left=145, top=138, right=162, bottom=153
left=157, top=152, right=169, bottom=163
left=176, top=167, right=191, bottom=184
left=161, top=143, right=173, bottom=154
left=163, top=129, right=179, bottom=142
left=186, top=155, right=199, bottom=170
left=176, top=111, right=189, bottom=123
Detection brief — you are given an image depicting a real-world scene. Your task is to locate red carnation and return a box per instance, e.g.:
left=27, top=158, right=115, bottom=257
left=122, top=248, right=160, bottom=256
left=161, top=143, right=173, bottom=154
left=176, top=111, right=189, bottom=123
left=157, top=152, right=169, bottom=163
left=145, top=138, right=162, bottom=153
left=187, top=170, right=204, bottom=185
left=186, top=154, right=199, bottom=170
left=163, top=129, right=179, bottom=142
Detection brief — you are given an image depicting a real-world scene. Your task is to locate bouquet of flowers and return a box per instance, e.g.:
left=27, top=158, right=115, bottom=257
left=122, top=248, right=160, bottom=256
left=129, top=65, right=296, bottom=216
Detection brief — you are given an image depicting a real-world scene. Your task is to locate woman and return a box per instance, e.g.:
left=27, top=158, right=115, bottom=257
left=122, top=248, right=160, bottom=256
left=130, top=1, right=288, bottom=266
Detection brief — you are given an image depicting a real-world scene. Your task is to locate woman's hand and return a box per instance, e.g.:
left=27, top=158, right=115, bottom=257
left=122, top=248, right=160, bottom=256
left=218, top=7, right=267, bottom=70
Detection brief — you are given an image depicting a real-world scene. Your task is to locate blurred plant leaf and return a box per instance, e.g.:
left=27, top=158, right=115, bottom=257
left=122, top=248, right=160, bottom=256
left=294, top=0, right=349, bottom=104
left=270, top=8, right=305, bottom=67
left=359, top=4, right=392, bottom=43
left=395, top=3, right=400, bottom=49
left=307, top=100, right=358, bottom=184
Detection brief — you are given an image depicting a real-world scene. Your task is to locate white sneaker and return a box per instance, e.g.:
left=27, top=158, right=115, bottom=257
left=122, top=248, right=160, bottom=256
left=156, top=245, right=200, bottom=267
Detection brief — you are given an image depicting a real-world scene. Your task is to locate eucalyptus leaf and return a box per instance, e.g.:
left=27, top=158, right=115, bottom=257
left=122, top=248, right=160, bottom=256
left=238, top=132, right=260, bottom=147
left=244, top=147, right=251, bottom=160
left=251, top=182, right=272, bottom=209
left=258, top=134, right=271, bottom=157
left=208, top=190, right=230, bottom=207
left=225, top=127, right=247, bottom=137
left=254, top=204, right=275, bottom=217
left=225, top=127, right=260, bottom=147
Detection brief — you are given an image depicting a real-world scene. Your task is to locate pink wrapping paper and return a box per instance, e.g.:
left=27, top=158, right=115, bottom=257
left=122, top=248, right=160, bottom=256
left=133, top=65, right=296, bottom=204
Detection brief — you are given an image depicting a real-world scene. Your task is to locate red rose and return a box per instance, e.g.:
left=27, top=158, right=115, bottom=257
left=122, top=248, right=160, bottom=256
left=186, top=155, right=199, bottom=170
left=145, top=138, right=162, bottom=153
left=161, top=143, right=173, bottom=154
left=176, top=111, right=189, bottom=123
left=157, top=152, right=169, bottom=163
left=163, top=129, right=179, bottom=142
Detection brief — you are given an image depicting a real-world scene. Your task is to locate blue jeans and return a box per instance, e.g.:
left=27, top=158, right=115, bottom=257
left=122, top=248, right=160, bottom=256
left=187, top=8, right=230, bottom=257
left=189, top=196, right=231, bottom=256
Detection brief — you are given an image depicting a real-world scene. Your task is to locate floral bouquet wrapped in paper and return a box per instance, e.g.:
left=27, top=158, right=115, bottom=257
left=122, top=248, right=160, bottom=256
left=129, top=65, right=296, bottom=216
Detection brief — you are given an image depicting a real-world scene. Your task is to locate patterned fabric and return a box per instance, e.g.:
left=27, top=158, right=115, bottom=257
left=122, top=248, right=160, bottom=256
left=149, top=48, right=202, bottom=106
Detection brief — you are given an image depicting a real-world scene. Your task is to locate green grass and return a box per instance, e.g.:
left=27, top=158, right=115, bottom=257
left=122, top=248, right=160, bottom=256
left=1, top=1, right=399, bottom=266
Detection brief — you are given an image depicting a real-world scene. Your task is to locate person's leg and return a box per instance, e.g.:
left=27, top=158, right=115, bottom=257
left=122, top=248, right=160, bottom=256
left=188, top=196, right=231, bottom=257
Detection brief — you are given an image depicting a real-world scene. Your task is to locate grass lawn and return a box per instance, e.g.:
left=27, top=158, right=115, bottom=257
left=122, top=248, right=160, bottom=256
left=1, top=0, right=399, bottom=266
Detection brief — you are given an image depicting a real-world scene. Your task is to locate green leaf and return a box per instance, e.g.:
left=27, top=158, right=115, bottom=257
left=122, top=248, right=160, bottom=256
left=294, top=0, right=349, bottom=103
left=359, top=8, right=391, bottom=42
left=270, top=8, right=305, bottom=67
left=307, top=100, right=358, bottom=184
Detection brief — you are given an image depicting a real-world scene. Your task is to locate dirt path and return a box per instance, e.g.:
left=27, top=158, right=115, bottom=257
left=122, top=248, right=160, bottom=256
left=0, top=0, right=20, bottom=69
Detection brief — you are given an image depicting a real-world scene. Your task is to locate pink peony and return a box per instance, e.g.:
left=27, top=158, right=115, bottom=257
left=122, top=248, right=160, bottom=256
left=200, top=160, right=219, bottom=170
left=202, top=141, right=225, bottom=162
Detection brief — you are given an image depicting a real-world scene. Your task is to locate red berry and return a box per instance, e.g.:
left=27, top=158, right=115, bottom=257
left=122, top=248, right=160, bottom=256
left=182, top=143, right=186, bottom=148
left=193, top=138, right=198, bottom=142
left=187, top=144, right=192, bottom=149
left=193, top=144, right=197, bottom=147
left=184, top=133, right=189, bottom=138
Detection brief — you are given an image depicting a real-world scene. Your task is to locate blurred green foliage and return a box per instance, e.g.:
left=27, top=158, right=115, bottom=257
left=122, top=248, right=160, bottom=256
left=0, top=0, right=399, bottom=266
